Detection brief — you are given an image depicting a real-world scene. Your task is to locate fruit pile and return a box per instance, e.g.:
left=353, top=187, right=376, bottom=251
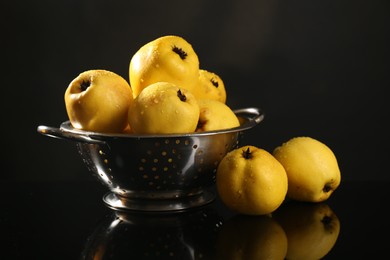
left=64, top=35, right=239, bottom=135
left=216, top=136, right=341, bottom=215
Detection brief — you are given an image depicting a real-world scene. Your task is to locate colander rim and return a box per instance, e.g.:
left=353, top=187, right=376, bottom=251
left=59, top=106, right=264, bottom=139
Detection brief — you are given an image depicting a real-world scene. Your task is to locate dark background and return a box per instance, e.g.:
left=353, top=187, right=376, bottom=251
left=2, top=0, right=388, bottom=182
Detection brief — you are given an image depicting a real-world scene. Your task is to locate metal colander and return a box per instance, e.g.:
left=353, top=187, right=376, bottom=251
left=37, top=107, right=264, bottom=212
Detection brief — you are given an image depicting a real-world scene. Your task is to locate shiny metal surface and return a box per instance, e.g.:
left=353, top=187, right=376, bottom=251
left=37, top=107, right=264, bottom=211
left=103, top=190, right=215, bottom=212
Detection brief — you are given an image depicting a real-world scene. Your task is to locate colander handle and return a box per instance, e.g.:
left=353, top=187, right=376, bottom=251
left=37, top=125, right=106, bottom=145
left=234, top=107, right=265, bottom=124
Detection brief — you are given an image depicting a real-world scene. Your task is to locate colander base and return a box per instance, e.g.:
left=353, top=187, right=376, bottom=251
left=102, top=190, right=215, bottom=212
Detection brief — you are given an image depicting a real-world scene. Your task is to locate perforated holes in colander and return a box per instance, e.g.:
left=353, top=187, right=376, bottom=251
left=135, top=139, right=180, bottom=189
left=98, top=148, right=113, bottom=185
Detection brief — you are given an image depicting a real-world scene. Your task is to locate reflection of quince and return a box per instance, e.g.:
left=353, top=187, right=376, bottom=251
left=81, top=207, right=223, bottom=259
left=216, top=214, right=288, bottom=259
left=273, top=201, right=340, bottom=260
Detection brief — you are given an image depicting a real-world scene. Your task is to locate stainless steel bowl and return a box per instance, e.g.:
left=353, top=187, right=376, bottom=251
left=37, top=107, right=264, bottom=212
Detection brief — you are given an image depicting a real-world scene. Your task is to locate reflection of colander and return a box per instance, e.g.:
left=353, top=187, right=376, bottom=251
left=37, top=107, right=264, bottom=212
left=81, top=207, right=223, bottom=259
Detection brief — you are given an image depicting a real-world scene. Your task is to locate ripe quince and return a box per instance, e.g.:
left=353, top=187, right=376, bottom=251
left=216, top=145, right=288, bottom=215
left=64, top=69, right=133, bottom=133
left=195, top=99, right=239, bottom=132
left=194, top=69, right=227, bottom=103
left=128, top=81, right=200, bottom=134
left=129, top=35, right=200, bottom=98
left=273, top=136, right=341, bottom=202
